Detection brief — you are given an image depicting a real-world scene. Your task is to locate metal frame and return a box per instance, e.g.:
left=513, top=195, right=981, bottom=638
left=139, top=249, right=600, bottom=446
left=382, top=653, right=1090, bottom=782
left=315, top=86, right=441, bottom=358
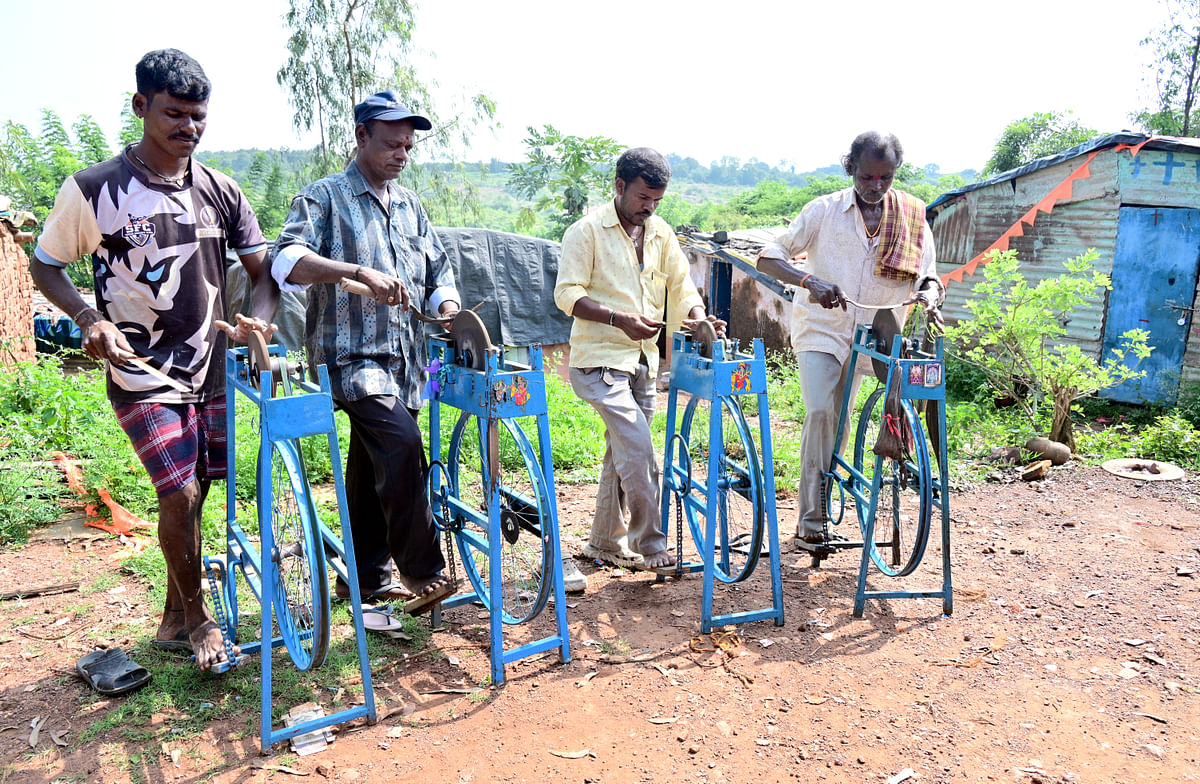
left=660, top=331, right=785, bottom=632
left=822, top=324, right=953, bottom=617
left=218, top=345, right=376, bottom=750
left=425, top=335, right=571, bottom=685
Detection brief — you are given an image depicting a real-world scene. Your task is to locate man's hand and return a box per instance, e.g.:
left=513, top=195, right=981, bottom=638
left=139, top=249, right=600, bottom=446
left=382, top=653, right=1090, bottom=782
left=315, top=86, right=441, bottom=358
left=682, top=313, right=728, bottom=338
left=804, top=276, right=847, bottom=311
left=81, top=318, right=137, bottom=363
left=903, top=287, right=945, bottom=330
left=356, top=266, right=410, bottom=311
left=612, top=312, right=664, bottom=341
left=215, top=314, right=279, bottom=344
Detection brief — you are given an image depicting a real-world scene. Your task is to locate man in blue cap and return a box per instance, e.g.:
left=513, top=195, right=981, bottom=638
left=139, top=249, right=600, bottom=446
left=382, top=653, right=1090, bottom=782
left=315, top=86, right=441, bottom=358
left=272, top=90, right=460, bottom=613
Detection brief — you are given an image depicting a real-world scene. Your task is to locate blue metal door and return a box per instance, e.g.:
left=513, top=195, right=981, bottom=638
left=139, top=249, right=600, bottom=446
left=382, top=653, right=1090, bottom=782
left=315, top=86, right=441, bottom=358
left=1102, top=206, right=1200, bottom=405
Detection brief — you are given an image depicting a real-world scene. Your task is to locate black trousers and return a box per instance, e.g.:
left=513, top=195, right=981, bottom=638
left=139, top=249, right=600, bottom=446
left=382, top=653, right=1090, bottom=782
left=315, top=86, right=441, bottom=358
left=337, top=395, right=444, bottom=590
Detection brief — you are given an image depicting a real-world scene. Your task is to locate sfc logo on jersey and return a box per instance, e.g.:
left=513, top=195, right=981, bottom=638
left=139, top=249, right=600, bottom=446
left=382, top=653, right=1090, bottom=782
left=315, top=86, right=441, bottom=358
left=122, top=214, right=156, bottom=248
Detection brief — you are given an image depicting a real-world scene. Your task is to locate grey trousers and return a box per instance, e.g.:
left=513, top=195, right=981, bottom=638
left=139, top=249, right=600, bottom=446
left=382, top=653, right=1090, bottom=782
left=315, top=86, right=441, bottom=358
left=796, top=351, right=864, bottom=538
left=569, top=365, right=669, bottom=558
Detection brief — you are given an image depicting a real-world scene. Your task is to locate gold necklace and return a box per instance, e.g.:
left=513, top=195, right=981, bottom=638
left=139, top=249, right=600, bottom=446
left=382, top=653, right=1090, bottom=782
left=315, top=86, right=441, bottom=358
left=129, top=147, right=188, bottom=186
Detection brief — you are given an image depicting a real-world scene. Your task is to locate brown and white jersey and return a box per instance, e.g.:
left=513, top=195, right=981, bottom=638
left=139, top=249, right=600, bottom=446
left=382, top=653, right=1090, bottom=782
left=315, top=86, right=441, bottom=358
left=35, top=147, right=266, bottom=404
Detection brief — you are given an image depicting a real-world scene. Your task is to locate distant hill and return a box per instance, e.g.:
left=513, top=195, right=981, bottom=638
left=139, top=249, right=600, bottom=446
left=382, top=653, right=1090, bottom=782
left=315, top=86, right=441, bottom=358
left=199, top=147, right=976, bottom=192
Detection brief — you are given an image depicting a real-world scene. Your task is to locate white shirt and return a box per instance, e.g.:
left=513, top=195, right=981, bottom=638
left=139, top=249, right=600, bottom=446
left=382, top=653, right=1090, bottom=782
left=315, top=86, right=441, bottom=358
left=758, top=187, right=940, bottom=366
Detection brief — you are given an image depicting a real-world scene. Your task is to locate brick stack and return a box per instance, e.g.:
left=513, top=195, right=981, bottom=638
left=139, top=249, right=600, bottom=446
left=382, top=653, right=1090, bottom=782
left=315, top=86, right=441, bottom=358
left=0, top=221, right=35, bottom=366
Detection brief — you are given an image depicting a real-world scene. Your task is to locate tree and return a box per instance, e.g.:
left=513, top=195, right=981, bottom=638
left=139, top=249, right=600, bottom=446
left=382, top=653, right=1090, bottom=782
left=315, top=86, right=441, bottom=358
left=0, top=111, right=119, bottom=287
left=944, top=249, right=1152, bottom=450
left=507, top=125, right=622, bottom=239
left=982, top=111, right=1100, bottom=176
left=117, top=94, right=143, bottom=147
left=1131, top=0, right=1200, bottom=136
left=276, top=0, right=496, bottom=221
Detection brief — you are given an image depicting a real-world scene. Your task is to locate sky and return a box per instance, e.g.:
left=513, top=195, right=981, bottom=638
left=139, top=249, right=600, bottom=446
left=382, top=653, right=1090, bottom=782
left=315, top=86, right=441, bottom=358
left=0, top=0, right=1176, bottom=176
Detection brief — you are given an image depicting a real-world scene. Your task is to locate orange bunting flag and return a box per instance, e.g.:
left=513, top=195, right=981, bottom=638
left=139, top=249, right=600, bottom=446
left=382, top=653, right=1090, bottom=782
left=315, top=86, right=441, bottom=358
left=939, top=150, right=1109, bottom=286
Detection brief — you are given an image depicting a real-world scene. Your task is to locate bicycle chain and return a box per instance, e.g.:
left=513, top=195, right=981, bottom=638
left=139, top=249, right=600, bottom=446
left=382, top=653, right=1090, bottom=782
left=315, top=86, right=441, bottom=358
left=204, top=559, right=240, bottom=667
left=430, top=460, right=459, bottom=588
left=674, top=480, right=685, bottom=579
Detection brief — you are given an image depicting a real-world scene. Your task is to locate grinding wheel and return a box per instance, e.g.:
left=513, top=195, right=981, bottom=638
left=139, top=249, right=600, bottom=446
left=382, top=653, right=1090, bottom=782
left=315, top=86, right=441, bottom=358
left=448, top=309, right=500, bottom=493
left=450, top=310, right=493, bottom=371
left=691, top=319, right=719, bottom=359
left=871, top=308, right=902, bottom=382
left=247, top=329, right=285, bottom=395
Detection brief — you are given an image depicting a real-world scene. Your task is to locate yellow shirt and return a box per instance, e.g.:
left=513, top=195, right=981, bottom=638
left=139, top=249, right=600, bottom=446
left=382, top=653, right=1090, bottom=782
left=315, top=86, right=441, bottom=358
left=555, top=200, right=704, bottom=375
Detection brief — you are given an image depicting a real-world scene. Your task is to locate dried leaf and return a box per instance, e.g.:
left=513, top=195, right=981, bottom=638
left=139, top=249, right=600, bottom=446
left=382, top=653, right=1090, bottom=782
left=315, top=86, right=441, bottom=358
left=49, top=730, right=67, bottom=747
left=27, top=716, right=45, bottom=747
left=803, top=693, right=828, bottom=705
left=386, top=726, right=405, bottom=738
left=549, top=748, right=590, bottom=759
left=648, top=717, right=678, bottom=725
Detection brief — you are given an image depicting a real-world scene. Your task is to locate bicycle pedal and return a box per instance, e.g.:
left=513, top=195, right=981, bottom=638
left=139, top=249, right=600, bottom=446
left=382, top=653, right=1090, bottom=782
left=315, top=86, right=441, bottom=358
left=204, top=654, right=250, bottom=674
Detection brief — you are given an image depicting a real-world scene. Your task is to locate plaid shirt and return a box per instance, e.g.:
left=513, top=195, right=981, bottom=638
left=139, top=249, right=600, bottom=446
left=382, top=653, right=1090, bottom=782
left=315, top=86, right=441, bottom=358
left=273, top=161, right=458, bottom=407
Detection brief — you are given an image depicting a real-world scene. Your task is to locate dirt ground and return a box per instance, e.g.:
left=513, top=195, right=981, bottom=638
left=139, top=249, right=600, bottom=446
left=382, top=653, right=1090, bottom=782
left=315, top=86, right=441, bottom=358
left=1, top=461, right=1198, bottom=784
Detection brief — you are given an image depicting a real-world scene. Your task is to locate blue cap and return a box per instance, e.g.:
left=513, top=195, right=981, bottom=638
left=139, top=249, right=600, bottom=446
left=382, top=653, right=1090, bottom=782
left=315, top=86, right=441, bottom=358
left=353, top=89, right=432, bottom=130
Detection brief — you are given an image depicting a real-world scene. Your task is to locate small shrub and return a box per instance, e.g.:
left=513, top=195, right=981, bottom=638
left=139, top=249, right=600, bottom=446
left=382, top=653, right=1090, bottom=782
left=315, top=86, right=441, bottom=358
left=1176, top=381, right=1200, bottom=429
left=944, top=248, right=1152, bottom=450
left=1135, top=412, right=1200, bottom=468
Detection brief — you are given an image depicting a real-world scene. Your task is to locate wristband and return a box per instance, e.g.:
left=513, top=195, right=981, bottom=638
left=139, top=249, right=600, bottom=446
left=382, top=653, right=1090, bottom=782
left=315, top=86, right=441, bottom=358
left=72, top=306, right=96, bottom=325
left=354, top=267, right=362, bottom=281
left=608, top=310, right=617, bottom=326
left=799, top=273, right=813, bottom=289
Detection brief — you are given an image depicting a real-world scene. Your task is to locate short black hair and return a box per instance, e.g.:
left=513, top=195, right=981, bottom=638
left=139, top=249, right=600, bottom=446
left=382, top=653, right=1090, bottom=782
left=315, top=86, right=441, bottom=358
left=135, top=49, right=211, bottom=103
left=615, top=147, right=671, bottom=190
left=842, top=131, right=904, bottom=174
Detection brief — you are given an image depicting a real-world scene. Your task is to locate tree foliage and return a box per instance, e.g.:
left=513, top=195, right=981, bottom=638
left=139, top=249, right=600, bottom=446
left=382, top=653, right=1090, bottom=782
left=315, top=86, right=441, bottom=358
left=507, top=125, right=623, bottom=239
left=0, top=110, right=117, bottom=286
left=1132, top=0, right=1200, bottom=136
left=0, top=111, right=113, bottom=222
left=944, top=249, right=1152, bottom=450
left=276, top=0, right=496, bottom=223
left=982, top=111, right=1100, bottom=177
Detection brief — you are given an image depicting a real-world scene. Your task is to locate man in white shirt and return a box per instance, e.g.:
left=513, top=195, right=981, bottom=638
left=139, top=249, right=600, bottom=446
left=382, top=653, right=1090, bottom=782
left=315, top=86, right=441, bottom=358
left=754, top=131, right=944, bottom=547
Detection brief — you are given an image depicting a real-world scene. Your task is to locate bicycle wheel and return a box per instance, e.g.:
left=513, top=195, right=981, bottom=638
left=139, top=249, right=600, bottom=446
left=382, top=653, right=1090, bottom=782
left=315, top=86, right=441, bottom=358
left=676, top=394, right=765, bottom=583
left=259, top=439, right=330, bottom=670
left=447, top=412, right=552, bottom=624
left=851, top=386, right=932, bottom=577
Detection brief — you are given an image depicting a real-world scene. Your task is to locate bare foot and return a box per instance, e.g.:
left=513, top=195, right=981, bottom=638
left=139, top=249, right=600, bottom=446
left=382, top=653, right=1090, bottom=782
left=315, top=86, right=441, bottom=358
left=190, top=620, right=240, bottom=671
left=156, top=608, right=187, bottom=645
left=396, top=572, right=459, bottom=615
left=642, top=550, right=677, bottom=571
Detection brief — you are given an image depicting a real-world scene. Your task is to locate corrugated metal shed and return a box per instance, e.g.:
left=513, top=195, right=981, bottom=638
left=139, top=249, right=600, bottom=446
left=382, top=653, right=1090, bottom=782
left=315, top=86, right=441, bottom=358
left=928, top=133, right=1200, bottom=401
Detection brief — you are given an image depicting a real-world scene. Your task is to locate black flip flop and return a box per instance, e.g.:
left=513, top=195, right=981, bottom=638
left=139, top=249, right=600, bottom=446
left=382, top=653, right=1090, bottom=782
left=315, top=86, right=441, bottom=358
left=76, top=648, right=151, bottom=697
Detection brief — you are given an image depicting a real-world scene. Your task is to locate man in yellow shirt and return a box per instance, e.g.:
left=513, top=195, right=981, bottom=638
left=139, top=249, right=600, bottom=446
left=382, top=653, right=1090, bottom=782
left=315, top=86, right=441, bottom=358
left=555, top=148, right=724, bottom=573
